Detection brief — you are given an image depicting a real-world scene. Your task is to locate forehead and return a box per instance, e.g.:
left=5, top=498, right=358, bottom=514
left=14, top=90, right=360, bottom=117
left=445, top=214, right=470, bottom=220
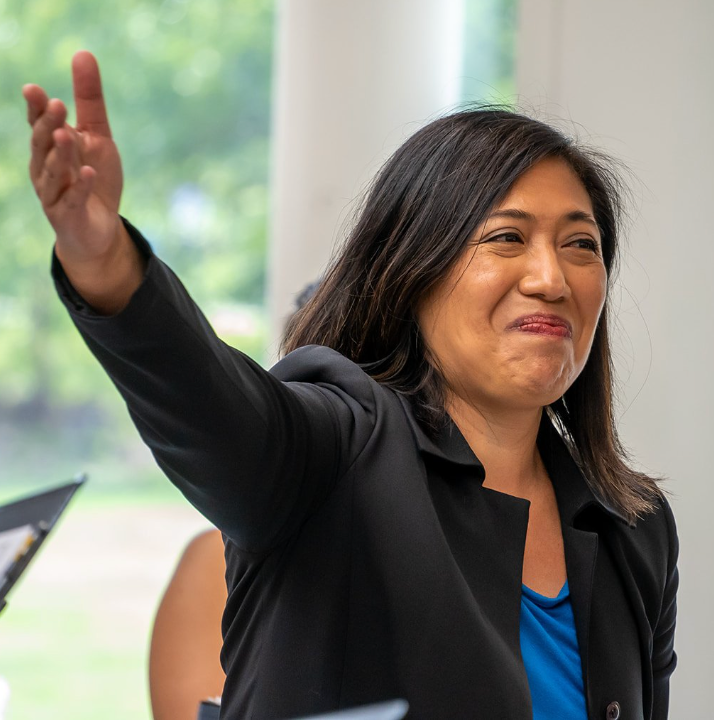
left=493, top=157, right=594, bottom=217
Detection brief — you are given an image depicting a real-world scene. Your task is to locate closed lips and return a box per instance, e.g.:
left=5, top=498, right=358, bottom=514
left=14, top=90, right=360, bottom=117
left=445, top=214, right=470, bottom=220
left=508, top=315, right=572, bottom=337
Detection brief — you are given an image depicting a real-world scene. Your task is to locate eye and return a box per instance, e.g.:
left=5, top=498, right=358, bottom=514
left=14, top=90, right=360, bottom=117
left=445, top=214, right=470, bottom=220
left=484, top=232, right=523, bottom=244
left=567, top=237, right=600, bottom=254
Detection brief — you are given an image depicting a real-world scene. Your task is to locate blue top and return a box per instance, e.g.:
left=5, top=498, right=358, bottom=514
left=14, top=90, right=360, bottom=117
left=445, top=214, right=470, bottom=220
left=520, top=581, right=588, bottom=720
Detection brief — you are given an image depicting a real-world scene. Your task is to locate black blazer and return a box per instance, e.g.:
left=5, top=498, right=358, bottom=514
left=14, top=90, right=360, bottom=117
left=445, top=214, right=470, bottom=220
left=54, top=221, right=678, bottom=720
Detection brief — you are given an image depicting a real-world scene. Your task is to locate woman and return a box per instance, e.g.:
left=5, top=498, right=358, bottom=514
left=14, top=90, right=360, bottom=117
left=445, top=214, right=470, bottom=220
left=24, top=52, right=677, bottom=720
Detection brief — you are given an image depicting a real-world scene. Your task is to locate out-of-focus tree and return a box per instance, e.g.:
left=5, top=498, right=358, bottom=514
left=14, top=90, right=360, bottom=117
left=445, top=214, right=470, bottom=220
left=0, top=0, right=274, bottom=485
left=461, top=0, right=518, bottom=102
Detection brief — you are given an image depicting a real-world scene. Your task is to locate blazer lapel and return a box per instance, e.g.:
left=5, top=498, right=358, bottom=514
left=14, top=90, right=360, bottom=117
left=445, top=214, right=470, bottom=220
left=563, top=524, right=599, bottom=716
left=538, top=414, right=644, bottom=718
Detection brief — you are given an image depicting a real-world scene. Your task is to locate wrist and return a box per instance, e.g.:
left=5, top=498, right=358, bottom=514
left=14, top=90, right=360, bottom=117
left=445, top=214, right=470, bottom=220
left=56, top=221, right=147, bottom=315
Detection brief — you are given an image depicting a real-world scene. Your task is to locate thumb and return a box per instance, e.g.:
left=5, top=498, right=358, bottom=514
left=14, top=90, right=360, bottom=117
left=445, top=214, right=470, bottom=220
left=72, top=50, right=112, bottom=138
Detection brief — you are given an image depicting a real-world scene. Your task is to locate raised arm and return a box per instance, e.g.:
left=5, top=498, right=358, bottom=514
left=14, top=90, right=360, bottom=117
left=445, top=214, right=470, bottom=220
left=24, top=50, right=143, bottom=314
left=25, top=53, right=377, bottom=553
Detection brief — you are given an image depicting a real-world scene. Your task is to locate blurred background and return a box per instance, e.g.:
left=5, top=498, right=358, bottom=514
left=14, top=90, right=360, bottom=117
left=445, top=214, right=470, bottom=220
left=0, top=0, right=710, bottom=718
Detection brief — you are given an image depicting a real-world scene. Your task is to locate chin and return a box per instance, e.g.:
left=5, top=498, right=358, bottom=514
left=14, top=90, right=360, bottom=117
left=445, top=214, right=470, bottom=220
left=511, top=365, right=575, bottom=408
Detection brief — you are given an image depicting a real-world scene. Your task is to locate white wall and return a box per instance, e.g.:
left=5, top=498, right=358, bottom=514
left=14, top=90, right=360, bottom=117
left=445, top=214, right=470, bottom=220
left=268, top=0, right=464, bottom=350
left=517, top=1, right=714, bottom=717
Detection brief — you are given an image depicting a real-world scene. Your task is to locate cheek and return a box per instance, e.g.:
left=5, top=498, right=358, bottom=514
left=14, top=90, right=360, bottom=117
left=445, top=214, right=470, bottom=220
left=417, top=296, right=484, bottom=381
left=585, top=274, right=608, bottom=326
left=416, top=293, right=452, bottom=370
left=416, top=255, right=514, bottom=369
left=575, top=274, right=608, bottom=355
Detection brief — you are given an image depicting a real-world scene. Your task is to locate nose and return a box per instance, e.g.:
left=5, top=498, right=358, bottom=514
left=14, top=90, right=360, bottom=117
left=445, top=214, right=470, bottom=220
left=517, top=245, right=571, bottom=301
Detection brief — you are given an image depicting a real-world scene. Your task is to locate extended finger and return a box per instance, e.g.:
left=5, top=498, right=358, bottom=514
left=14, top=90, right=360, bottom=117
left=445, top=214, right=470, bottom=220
left=29, top=98, right=68, bottom=183
left=72, top=51, right=112, bottom=138
left=38, top=128, right=81, bottom=208
left=22, top=84, right=49, bottom=126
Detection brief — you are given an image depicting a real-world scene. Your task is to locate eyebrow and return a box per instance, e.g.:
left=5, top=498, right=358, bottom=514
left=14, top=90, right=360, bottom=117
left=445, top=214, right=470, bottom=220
left=488, top=208, right=599, bottom=227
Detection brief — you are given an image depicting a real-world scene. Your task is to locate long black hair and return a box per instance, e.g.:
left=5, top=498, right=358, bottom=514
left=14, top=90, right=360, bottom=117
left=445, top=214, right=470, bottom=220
left=282, top=108, right=661, bottom=522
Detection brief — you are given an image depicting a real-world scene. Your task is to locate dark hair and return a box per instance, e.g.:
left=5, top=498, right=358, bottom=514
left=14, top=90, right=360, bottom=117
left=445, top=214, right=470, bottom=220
left=282, top=108, right=661, bottom=522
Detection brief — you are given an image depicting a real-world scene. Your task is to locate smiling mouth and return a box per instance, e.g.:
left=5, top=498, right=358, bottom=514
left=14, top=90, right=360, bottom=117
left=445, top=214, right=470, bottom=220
left=508, top=314, right=572, bottom=338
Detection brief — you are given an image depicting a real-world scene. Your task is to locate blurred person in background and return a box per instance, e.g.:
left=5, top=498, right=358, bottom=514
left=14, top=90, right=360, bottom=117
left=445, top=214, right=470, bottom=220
left=149, top=528, right=226, bottom=720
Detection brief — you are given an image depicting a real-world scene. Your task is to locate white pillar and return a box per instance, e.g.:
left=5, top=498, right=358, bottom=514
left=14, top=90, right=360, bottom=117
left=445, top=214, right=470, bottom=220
left=268, top=0, right=464, bottom=353
left=517, top=2, right=714, bottom=716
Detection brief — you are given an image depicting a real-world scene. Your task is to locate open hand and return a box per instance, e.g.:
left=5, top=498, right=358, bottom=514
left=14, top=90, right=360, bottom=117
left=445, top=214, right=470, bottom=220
left=24, top=50, right=143, bottom=314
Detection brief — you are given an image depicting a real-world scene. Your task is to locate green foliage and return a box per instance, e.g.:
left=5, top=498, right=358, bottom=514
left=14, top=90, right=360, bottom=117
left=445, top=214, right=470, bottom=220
left=0, top=14, right=274, bottom=711
left=0, top=0, right=274, bottom=478
left=461, top=0, right=519, bottom=103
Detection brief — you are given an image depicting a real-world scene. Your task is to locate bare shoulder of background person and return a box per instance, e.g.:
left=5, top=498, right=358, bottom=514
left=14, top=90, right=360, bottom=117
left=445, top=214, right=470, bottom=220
left=149, top=529, right=227, bottom=720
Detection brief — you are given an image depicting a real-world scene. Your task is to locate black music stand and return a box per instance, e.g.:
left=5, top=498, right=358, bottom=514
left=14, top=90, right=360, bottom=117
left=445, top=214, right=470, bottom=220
left=0, top=476, right=85, bottom=616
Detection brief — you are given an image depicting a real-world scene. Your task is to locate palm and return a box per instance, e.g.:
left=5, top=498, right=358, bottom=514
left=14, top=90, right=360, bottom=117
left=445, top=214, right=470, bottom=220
left=25, top=51, right=145, bottom=313
left=58, top=130, right=123, bottom=255
left=77, top=132, right=122, bottom=213
left=26, top=51, right=124, bottom=260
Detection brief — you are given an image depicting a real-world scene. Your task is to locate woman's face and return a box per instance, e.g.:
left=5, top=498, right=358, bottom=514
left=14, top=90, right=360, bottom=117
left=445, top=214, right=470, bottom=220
left=417, top=156, right=608, bottom=415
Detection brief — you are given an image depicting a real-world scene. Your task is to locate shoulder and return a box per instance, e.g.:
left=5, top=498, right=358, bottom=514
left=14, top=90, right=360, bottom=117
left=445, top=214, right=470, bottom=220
left=612, top=491, right=678, bottom=627
left=271, top=345, right=375, bottom=388
left=628, top=491, right=678, bottom=562
left=180, top=529, right=225, bottom=571
left=270, top=344, right=401, bottom=415
left=166, top=529, right=227, bottom=599
left=270, top=344, right=410, bottom=458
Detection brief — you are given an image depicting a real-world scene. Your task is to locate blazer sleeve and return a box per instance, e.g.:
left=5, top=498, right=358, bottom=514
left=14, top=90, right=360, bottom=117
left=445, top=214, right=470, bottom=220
left=52, top=219, right=377, bottom=554
left=650, top=497, right=679, bottom=720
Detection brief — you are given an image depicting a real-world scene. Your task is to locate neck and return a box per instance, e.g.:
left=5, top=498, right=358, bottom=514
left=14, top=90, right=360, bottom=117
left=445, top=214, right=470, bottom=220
left=446, top=395, right=547, bottom=499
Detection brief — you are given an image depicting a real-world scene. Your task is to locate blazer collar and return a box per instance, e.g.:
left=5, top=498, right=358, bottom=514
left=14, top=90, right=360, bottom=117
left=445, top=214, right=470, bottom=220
left=397, top=394, right=486, bottom=477
left=398, top=394, right=634, bottom=529
left=536, top=415, right=635, bottom=528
